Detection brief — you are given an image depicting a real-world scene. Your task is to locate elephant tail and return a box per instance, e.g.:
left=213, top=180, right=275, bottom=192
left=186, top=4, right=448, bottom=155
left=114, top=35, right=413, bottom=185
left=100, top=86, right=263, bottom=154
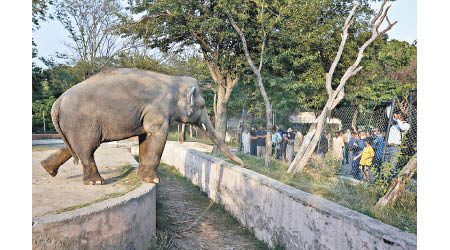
left=51, top=96, right=79, bottom=165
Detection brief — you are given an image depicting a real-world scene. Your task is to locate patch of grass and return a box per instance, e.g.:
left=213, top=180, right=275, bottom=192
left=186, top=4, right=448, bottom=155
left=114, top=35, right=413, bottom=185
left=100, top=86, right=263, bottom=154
left=216, top=153, right=417, bottom=234
left=166, top=132, right=213, bottom=145
left=54, top=164, right=142, bottom=214
left=55, top=192, right=124, bottom=214
left=166, top=131, right=237, bottom=148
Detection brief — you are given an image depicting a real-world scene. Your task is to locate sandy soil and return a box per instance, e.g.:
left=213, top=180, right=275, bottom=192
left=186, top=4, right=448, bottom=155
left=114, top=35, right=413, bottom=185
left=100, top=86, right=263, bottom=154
left=32, top=145, right=138, bottom=218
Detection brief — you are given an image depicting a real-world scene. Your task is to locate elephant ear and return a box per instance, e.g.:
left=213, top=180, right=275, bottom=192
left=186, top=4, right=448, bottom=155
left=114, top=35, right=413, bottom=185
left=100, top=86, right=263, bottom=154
left=186, top=87, right=196, bottom=117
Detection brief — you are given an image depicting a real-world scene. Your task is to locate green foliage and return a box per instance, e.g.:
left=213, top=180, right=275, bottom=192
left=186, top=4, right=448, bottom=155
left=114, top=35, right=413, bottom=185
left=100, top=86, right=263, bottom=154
left=32, top=63, right=84, bottom=133
left=32, top=96, right=56, bottom=133
left=370, top=161, right=396, bottom=194
left=114, top=51, right=175, bottom=74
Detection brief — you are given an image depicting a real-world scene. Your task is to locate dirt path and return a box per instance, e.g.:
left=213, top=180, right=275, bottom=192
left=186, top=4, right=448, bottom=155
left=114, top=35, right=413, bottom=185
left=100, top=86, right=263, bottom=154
left=153, top=164, right=267, bottom=250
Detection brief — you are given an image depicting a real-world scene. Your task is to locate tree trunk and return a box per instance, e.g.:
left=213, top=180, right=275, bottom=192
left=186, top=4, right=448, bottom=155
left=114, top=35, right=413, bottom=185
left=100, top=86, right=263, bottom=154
left=376, top=153, right=417, bottom=207
left=287, top=125, right=317, bottom=173
left=181, top=123, right=186, bottom=143
left=227, top=11, right=272, bottom=166
left=288, top=110, right=327, bottom=174
left=351, top=108, right=359, bottom=132
left=212, top=84, right=228, bottom=155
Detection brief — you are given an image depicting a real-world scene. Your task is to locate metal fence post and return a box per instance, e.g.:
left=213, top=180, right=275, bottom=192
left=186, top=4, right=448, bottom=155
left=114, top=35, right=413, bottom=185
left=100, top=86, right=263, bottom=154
left=43, top=110, right=46, bottom=134
left=381, top=96, right=396, bottom=163
left=408, top=89, right=414, bottom=124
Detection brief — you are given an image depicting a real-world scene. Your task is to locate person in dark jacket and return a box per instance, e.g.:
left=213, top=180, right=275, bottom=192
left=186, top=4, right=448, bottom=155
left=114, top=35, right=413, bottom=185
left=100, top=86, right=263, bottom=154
left=317, top=130, right=328, bottom=158
left=250, top=127, right=257, bottom=156
left=351, top=131, right=366, bottom=180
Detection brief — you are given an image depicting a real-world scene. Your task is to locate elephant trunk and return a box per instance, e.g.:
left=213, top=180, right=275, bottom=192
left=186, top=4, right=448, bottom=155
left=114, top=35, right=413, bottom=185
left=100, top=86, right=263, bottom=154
left=200, top=113, right=245, bottom=168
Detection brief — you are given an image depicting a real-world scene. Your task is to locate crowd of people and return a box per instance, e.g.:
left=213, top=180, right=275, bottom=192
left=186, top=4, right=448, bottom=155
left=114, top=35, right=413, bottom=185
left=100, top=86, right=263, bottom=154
left=239, top=112, right=412, bottom=182
left=241, top=125, right=304, bottom=162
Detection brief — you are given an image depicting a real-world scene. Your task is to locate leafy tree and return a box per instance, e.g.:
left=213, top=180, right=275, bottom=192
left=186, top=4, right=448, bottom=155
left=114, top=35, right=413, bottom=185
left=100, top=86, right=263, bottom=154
left=122, top=0, right=262, bottom=141
left=54, top=0, right=140, bottom=78
left=114, top=50, right=176, bottom=74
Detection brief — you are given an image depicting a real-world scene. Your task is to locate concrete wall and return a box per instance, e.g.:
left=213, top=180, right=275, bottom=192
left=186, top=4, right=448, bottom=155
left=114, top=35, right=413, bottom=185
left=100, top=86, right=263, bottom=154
left=32, top=183, right=156, bottom=250
left=160, top=141, right=417, bottom=250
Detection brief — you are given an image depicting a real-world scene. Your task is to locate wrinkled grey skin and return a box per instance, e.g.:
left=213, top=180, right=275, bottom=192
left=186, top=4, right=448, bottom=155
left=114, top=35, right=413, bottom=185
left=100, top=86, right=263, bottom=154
left=41, top=68, right=244, bottom=185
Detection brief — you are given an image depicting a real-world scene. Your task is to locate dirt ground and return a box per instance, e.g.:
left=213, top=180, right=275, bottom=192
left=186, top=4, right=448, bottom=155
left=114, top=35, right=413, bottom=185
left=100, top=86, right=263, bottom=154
left=32, top=145, right=138, bottom=217
left=152, top=164, right=267, bottom=250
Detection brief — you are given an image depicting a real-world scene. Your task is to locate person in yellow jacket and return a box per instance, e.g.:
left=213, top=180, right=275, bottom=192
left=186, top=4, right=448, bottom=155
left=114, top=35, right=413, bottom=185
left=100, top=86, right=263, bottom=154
left=353, top=137, right=375, bottom=182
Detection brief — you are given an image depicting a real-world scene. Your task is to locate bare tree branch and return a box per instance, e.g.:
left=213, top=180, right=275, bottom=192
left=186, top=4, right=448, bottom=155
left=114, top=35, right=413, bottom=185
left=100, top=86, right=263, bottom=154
left=288, top=0, right=398, bottom=174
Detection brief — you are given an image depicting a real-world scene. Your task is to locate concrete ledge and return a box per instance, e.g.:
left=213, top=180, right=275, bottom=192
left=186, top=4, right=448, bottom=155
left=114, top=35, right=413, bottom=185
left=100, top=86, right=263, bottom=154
left=33, top=134, right=61, bottom=139
left=160, top=141, right=417, bottom=250
left=32, top=139, right=64, bottom=145
left=32, top=183, right=156, bottom=250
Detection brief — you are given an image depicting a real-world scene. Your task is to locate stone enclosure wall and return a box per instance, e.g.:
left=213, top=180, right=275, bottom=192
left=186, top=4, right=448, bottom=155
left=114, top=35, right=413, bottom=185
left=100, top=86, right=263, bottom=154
left=32, top=183, right=156, bottom=250
left=160, top=141, right=417, bottom=250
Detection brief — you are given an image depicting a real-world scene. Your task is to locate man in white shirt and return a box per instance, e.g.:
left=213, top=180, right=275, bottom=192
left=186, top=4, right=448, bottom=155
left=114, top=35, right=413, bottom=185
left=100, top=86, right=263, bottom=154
left=332, top=131, right=345, bottom=162
left=385, top=112, right=410, bottom=179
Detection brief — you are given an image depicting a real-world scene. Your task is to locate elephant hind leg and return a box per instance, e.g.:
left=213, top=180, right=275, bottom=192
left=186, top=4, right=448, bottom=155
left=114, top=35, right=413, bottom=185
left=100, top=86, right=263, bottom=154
left=76, top=149, right=104, bottom=185
left=68, top=133, right=104, bottom=185
left=40, top=147, right=73, bottom=177
left=82, top=159, right=104, bottom=185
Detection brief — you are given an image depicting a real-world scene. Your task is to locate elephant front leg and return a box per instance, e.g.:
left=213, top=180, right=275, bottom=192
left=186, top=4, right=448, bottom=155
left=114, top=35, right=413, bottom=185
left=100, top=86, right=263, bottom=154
left=137, top=123, right=168, bottom=184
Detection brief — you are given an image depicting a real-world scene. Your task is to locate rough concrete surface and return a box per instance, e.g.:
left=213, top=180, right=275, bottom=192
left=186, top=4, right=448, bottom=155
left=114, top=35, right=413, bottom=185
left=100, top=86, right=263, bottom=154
left=32, top=183, right=156, bottom=250
left=160, top=141, right=417, bottom=250
left=32, top=145, right=137, bottom=217
left=32, top=142, right=156, bottom=250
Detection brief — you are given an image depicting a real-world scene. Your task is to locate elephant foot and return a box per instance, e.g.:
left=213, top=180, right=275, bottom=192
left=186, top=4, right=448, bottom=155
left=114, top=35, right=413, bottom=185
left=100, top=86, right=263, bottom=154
left=41, top=160, right=59, bottom=177
left=138, top=170, right=160, bottom=184
left=40, top=148, right=72, bottom=177
left=83, top=175, right=105, bottom=185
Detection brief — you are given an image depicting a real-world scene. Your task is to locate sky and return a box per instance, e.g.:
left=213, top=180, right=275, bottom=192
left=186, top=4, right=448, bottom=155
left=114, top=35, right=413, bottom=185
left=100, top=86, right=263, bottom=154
left=32, top=0, right=417, bottom=68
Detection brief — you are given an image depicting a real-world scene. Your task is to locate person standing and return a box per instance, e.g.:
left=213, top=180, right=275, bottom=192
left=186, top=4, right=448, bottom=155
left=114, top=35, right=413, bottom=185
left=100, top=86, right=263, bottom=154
left=317, top=130, right=329, bottom=159
left=332, top=131, right=345, bottom=162
left=279, top=129, right=288, bottom=161
left=242, top=129, right=251, bottom=154
left=294, top=128, right=304, bottom=156
left=250, top=127, right=257, bottom=156
left=351, top=131, right=366, bottom=180
left=385, top=112, right=410, bottom=180
left=256, top=125, right=267, bottom=158
left=286, top=128, right=295, bottom=162
left=353, top=137, right=375, bottom=182
left=272, top=126, right=282, bottom=157
left=372, top=128, right=385, bottom=176
left=348, top=131, right=357, bottom=164
left=340, top=131, right=348, bottom=164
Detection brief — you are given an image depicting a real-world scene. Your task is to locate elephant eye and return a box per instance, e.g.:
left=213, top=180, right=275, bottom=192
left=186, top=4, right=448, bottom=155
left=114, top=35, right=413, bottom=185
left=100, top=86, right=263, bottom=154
left=200, top=104, right=205, bottom=109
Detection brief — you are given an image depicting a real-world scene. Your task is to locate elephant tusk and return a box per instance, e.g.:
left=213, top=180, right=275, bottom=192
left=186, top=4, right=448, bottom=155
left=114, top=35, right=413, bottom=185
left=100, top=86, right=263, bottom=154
left=201, top=123, right=207, bottom=130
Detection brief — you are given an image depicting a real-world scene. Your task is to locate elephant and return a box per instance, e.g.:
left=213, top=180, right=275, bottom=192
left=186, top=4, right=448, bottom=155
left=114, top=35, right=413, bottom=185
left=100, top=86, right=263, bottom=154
left=40, top=68, right=244, bottom=185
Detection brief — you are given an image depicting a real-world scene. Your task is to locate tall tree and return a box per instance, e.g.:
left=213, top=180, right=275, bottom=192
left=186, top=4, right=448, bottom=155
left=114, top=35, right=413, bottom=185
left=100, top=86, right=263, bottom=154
left=55, top=0, right=140, bottom=78
left=226, top=0, right=281, bottom=166
left=288, top=0, right=397, bottom=174
left=122, top=0, right=259, bottom=144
